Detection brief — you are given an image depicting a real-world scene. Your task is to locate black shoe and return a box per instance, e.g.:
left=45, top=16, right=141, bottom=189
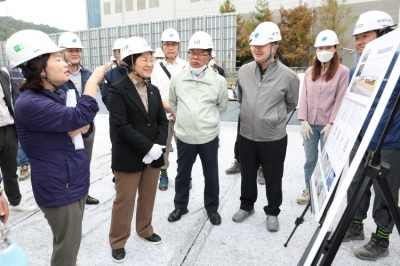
left=343, top=222, right=365, bottom=242
left=143, top=233, right=162, bottom=245
left=208, top=212, right=222, bottom=225
left=86, top=195, right=99, bottom=205
left=168, top=208, right=189, bottom=222
left=112, top=248, right=126, bottom=263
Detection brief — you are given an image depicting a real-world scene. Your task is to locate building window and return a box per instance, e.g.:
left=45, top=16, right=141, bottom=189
left=115, top=0, right=122, bottom=13
left=137, top=0, right=145, bottom=10
left=126, top=0, right=133, bottom=11
left=149, top=0, right=159, bottom=8
left=104, top=2, right=111, bottom=15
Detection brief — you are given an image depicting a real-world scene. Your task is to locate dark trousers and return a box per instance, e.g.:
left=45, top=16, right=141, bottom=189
left=234, top=116, right=241, bottom=161
left=174, top=137, right=219, bottom=213
left=0, top=125, right=21, bottom=206
left=347, top=144, right=400, bottom=233
left=239, top=135, right=287, bottom=216
left=41, top=195, right=86, bottom=266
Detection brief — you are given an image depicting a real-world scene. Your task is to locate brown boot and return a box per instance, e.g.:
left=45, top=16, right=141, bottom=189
left=18, top=165, right=30, bottom=181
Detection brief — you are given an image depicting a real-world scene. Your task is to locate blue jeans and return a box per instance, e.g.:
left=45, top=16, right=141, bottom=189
left=304, top=124, right=325, bottom=189
left=17, top=142, right=29, bottom=166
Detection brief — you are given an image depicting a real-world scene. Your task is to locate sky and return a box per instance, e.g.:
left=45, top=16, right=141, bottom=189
left=0, top=0, right=88, bottom=31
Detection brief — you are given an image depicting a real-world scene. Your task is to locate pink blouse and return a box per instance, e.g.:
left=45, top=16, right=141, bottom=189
left=298, top=64, right=349, bottom=125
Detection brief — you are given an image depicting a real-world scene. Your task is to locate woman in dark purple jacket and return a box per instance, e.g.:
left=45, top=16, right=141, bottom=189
left=6, top=30, right=110, bottom=266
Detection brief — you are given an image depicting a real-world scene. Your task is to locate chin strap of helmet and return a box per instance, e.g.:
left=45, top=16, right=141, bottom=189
left=261, top=42, right=278, bottom=64
left=21, top=56, right=57, bottom=88
left=123, top=55, right=147, bottom=81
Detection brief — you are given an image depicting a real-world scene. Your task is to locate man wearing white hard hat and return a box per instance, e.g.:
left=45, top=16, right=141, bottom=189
left=231, top=22, right=299, bottom=232
left=168, top=31, right=228, bottom=225
left=108, top=36, right=168, bottom=263
left=58, top=32, right=100, bottom=205
left=153, top=48, right=165, bottom=62
left=151, top=28, right=189, bottom=191
left=344, top=11, right=398, bottom=261
left=100, top=38, right=126, bottom=183
left=296, top=30, right=349, bottom=205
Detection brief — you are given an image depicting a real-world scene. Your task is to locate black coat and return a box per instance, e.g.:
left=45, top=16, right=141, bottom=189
left=109, top=75, right=168, bottom=173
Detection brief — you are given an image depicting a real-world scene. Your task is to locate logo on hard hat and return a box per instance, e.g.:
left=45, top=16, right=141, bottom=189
left=254, top=33, right=259, bottom=38
left=72, top=39, right=77, bottom=43
left=34, top=48, right=41, bottom=53
left=322, top=36, right=327, bottom=41
left=169, top=33, right=174, bottom=37
left=13, top=44, right=24, bottom=53
left=194, top=39, right=200, bottom=44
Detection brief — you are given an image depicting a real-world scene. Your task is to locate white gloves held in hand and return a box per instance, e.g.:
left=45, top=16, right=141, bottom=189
left=142, top=144, right=166, bottom=164
left=142, top=154, right=153, bottom=164
left=300, top=121, right=313, bottom=140
left=320, top=124, right=332, bottom=142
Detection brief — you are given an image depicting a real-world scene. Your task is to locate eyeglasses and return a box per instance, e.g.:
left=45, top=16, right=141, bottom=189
left=188, top=51, right=210, bottom=58
left=163, top=42, right=179, bottom=47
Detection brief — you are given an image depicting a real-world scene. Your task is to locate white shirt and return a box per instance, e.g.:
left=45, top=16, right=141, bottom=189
left=67, top=65, right=83, bottom=95
left=151, top=57, right=188, bottom=102
left=0, top=83, right=14, bottom=126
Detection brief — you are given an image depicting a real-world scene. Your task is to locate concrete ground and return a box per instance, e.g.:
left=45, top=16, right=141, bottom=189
left=6, top=99, right=400, bottom=266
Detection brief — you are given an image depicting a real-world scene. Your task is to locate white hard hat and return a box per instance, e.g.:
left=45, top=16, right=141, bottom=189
left=314, top=30, right=339, bottom=47
left=58, top=32, right=83, bottom=49
left=120, top=36, right=153, bottom=61
left=161, top=28, right=180, bottom=42
left=249, top=32, right=255, bottom=42
left=352, top=11, right=395, bottom=36
left=6, top=30, right=64, bottom=68
left=112, top=38, right=125, bottom=51
left=187, top=31, right=214, bottom=50
left=153, top=48, right=165, bottom=58
left=211, top=50, right=216, bottom=57
left=110, top=55, right=116, bottom=61
left=249, top=22, right=282, bottom=45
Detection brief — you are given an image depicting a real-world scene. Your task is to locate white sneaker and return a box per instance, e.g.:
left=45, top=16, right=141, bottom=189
left=9, top=203, right=38, bottom=212
left=297, top=188, right=310, bottom=205
left=266, top=215, right=279, bottom=232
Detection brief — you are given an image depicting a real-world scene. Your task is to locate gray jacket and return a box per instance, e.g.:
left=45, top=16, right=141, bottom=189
left=238, top=60, right=299, bottom=142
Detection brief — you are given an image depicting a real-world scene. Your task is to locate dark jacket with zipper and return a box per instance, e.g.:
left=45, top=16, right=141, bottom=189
left=109, top=75, right=168, bottom=173
left=14, top=88, right=99, bottom=207
left=58, top=65, right=92, bottom=103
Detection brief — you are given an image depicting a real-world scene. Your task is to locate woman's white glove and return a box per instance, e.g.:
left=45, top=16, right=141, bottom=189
left=320, top=124, right=333, bottom=142
left=142, top=154, right=153, bottom=164
left=147, top=144, right=166, bottom=160
left=301, top=121, right=313, bottom=140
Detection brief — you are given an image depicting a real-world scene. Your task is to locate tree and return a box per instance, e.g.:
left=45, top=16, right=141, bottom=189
left=278, top=1, right=315, bottom=67
left=236, top=0, right=273, bottom=64
left=314, top=0, right=357, bottom=51
left=0, top=16, right=64, bottom=41
left=251, top=0, right=273, bottom=26
left=219, top=0, right=236, bottom=13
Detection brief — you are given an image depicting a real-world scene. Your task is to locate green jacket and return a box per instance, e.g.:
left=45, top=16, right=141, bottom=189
left=169, top=66, right=228, bottom=144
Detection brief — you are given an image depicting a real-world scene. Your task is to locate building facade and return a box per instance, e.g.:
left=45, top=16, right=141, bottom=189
left=88, top=0, right=102, bottom=28
left=95, top=0, right=399, bottom=67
